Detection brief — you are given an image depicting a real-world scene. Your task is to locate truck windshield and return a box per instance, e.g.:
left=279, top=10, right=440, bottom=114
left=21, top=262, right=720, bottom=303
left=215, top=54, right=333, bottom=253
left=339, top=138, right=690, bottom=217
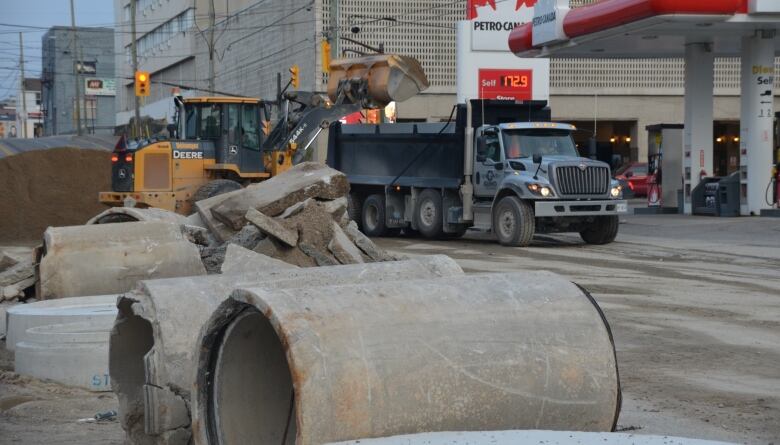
left=502, top=129, right=578, bottom=159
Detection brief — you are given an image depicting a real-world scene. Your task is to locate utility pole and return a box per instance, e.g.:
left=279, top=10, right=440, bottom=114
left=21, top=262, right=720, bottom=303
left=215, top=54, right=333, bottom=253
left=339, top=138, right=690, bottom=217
left=18, top=33, right=28, bottom=138
left=130, top=0, right=140, bottom=138
left=208, top=0, right=216, bottom=95
left=69, top=0, right=82, bottom=136
left=329, top=0, right=339, bottom=59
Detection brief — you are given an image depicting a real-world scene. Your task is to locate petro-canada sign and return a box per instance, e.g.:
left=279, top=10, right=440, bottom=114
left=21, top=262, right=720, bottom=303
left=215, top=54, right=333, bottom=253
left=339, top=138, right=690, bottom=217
left=468, top=0, right=537, bottom=51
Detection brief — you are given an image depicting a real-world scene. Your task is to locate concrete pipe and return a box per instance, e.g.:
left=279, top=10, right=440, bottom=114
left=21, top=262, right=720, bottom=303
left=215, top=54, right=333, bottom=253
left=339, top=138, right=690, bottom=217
left=5, top=294, right=117, bottom=351
left=196, top=272, right=620, bottom=445
left=37, top=221, right=206, bottom=299
left=109, top=256, right=463, bottom=445
left=14, top=319, right=114, bottom=391
left=86, top=207, right=188, bottom=225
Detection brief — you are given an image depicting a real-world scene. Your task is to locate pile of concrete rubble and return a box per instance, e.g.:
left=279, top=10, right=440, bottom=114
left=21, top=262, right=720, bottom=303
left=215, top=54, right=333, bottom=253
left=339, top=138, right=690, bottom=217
left=0, top=250, right=34, bottom=303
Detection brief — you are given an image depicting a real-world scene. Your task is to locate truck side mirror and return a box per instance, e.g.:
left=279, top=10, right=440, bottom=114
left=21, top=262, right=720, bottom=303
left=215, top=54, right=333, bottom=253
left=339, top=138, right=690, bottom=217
left=533, top=153, right=543, bottom=164
left=494, top=162, right=504, bottom=171
left=476, top=136, right=486, bottom=154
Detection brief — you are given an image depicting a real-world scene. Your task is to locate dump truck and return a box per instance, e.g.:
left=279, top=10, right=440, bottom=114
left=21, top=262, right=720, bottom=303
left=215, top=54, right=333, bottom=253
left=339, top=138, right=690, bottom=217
left=328, top=100, right=628, bottom=246
left=99, top=54, right=429, bottom=216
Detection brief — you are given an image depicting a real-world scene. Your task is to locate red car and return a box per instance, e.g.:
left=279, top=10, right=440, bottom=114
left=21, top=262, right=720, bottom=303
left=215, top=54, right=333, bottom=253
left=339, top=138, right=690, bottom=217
left=614, top=162, right=649, bottom=197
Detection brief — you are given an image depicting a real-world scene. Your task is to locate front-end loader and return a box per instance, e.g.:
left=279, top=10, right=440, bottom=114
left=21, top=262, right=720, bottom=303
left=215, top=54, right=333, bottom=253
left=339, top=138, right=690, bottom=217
left=99, top=54, right=429, bottom=215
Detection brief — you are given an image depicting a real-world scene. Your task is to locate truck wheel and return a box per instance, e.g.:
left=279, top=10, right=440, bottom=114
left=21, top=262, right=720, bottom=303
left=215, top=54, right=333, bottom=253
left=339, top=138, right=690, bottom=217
left=493, top=196, right=535, bottom=247
left=347, top=192, right=363, bottom=229
left=579, top=215, right=619, bottom=245
left=193, top=179, right=242, bottom=203
left=362, top=194, right=388, bottom=237
left=415, top=189, right=444, bottom=239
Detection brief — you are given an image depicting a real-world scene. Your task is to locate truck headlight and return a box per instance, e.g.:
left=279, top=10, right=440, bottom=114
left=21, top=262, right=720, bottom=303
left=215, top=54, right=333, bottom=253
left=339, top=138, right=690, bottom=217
left=610, top=186, right=622, bottom=198
left=527, top=183, right=554, bottom=197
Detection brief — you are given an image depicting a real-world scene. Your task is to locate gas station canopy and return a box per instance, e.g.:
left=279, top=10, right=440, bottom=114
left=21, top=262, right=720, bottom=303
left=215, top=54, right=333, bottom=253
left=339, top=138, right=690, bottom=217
left=507, top=0, right=780, bottom=216
left=509, top=0, right=780, bottom=57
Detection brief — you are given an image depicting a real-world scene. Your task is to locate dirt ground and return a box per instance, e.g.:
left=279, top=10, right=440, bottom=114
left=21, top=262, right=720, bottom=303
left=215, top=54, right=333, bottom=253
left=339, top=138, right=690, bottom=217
left=0, top=211, right=778, bottom=444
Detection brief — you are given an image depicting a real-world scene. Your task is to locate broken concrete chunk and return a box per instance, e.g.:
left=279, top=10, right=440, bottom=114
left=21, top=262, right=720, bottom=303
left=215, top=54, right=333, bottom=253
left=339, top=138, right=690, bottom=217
left=0, top=252, right=18, bottom=272
left=1, top=276, right=35, bottom=301
left=322, top=197, right=348, bottom=220
left=343, top=221, right=393, bottom=262
left=245, top=208, right=299, bottom=247
left=228, top=224, right=266, bottom=250
left=211, top=162, right=349, bottom=230
left=143, top=384, right=191, bottom=434
left=200, top=243, right=227, bottom=274
left=0, top=261, right=34, bottom=288
left=328, top=222, right=365, bottom=264
left=182, top=224, right=212, bottom=246
left=299, top=243, right=339, bottom=266
left=278, top=198, right=314, bottom=219
left=195, top=187, right=245, bottom=243
left=221, top=244, right=296, bottom=274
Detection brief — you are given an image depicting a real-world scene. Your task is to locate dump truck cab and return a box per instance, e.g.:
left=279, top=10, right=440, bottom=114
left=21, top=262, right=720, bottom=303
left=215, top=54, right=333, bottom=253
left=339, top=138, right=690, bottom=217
left=100, top=97, right=272, bottom=215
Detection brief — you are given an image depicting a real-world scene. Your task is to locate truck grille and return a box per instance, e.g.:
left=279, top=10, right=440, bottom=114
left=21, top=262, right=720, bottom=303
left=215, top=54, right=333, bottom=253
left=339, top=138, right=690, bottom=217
left=554, top=165, right=610, bottom=196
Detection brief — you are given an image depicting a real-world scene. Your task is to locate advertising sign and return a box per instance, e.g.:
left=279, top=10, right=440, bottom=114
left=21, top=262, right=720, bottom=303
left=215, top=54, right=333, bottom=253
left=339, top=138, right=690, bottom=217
left=532, top=0, right=569, bottom=46
left=468, top=0, right=537, bottom=51
left=84, top=78, right=116, bottom=96
left=478, top=69, right=533, bottom=100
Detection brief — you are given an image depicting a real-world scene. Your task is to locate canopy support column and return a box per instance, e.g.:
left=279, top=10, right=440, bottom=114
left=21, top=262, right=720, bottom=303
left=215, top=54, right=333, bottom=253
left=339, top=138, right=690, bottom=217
left=740, top=30, right=776, bottom=216
left=683, top=42, right=714, bottom=215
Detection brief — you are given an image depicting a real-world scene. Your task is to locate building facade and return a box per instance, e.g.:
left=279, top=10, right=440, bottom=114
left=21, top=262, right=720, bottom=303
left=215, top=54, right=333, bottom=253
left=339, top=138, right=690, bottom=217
left=0, top=102, right=16, bottom=138
left=15, top=79, right=43, bottom=138
left=42, top=26, right=116, bottom=136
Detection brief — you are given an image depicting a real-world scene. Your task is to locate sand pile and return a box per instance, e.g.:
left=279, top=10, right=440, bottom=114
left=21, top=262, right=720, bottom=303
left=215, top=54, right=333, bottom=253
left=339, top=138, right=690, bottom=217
left=0, top=148, right=111, bottom=242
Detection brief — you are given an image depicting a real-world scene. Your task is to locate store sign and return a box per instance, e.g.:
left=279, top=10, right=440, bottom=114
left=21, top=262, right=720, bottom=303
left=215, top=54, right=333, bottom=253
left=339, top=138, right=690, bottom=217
left=478, top=69, right=533, bottom=100
left=77, top=61, right=97, bottom=75
left=85, top=78, right=116, bottom=96
left=749, top=0, right=780, bottom=13
left=468, top=0, right=537, bottom=51
left=532, top=0, right=569, bottom=46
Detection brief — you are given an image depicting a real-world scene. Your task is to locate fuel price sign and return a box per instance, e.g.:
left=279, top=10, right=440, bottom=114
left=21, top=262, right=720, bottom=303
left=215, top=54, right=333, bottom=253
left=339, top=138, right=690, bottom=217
left=478, top=69, right=533, bottom=100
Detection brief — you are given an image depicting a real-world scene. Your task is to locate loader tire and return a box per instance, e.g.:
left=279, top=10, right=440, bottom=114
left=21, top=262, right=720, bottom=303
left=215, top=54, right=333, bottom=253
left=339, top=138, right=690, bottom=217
left=493, top=196, right=534, bottom=247
left=192, top=179, right=242, bottom=204
left=362, top=194, right=388, bottom=237
left=580, top=215, right=619, bottom=245
left=415, top=189, right=444, bottom=239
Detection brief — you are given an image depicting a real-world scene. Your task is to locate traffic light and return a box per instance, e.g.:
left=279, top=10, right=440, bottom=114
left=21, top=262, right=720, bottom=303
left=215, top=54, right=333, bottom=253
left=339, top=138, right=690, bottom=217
left=289, top=65, right=299, bottom=89
left=321, top=40, right=331, bottom=74
left=135, top=71, right=150, bottom=97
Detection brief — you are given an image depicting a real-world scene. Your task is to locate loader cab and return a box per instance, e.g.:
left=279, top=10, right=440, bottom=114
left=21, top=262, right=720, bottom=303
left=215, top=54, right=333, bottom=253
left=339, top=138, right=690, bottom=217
left=180, top=97, right=265, bottom=174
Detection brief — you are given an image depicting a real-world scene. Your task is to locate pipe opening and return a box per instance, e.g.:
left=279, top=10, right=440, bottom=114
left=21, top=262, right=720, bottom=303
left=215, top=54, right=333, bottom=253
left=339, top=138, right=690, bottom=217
left=109, top=298, right=154, bottom=436
left=210, top=308, right=296, bottom=445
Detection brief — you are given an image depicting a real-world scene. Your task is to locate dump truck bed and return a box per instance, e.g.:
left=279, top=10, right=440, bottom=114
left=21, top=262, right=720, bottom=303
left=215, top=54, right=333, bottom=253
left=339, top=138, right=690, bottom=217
left=327, top=122, right=465, bottom=189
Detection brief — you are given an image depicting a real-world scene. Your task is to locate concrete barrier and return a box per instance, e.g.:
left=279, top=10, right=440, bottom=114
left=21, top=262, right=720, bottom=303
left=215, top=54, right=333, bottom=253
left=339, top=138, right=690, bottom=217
left=324, top=430, right=736, bottom=445
left=14, top=319, right=114, bottom=391
left=5, top=295, right=117, bottom=351
left=109, top=256, right=463, bottom=445
left=195, top=272, right=620, bottom=445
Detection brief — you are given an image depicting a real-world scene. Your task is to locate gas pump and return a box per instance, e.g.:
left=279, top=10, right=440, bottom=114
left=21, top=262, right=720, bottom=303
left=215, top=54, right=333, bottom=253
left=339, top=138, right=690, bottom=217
left=772, top=163, right=780, bottom=207
left=643, top=124, right=683, bottom=213
left=647, top=152, right=662, bottom=206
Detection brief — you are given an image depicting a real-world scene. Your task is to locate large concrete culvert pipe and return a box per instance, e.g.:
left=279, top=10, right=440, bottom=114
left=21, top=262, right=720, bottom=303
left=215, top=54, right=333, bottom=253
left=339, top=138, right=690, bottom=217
left=195, top=272, right=620, bottom=445
left=109, top=256, right=463, bottom=445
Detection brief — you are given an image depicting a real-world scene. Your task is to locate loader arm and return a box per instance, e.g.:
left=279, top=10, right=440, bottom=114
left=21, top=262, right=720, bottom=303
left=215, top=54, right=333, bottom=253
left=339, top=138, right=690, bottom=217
left=263, top=54, right=429, bottom=164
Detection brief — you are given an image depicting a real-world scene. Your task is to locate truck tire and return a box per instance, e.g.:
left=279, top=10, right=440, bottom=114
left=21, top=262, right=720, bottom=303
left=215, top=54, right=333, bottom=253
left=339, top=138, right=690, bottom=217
left=493, top=196, right=535, bottom=247
left=347, top=192, right=363, bottom=229
left=415, top=189, right=444, bottom=239
left=579, top=215, right=619, bottom=245
left=362, top=194, right=388, bottom=237
left=192, top=179, right=242, bottom=203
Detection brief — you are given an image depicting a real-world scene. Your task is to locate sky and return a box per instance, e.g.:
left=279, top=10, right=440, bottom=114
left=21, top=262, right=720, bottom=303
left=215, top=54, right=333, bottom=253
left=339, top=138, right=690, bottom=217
left=0, top=0, right=113, bottom=102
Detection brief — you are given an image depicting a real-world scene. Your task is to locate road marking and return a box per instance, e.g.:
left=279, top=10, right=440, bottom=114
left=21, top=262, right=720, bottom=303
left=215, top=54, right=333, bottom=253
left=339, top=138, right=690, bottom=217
left=0, top=141, right=15, bottom=157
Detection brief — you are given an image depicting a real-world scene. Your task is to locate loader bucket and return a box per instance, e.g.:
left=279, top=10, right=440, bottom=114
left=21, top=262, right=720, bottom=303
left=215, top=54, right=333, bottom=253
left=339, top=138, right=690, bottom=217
left=327, top=54, right=429, bottom=107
